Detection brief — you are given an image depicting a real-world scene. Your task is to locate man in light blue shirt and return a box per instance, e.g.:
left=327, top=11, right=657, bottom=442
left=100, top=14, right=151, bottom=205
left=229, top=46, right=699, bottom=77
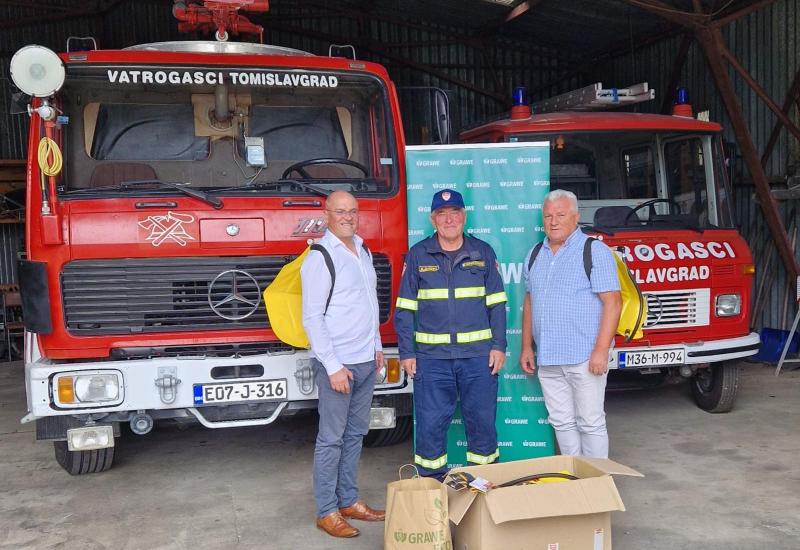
left=520, top=189, right=621, bottom=458
left=301, top=190, right=384, bottom=538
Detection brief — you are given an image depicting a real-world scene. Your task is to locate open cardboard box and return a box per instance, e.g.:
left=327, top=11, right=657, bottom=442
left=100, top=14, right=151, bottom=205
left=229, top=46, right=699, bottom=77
left=447, top=456, right=643, bottom=550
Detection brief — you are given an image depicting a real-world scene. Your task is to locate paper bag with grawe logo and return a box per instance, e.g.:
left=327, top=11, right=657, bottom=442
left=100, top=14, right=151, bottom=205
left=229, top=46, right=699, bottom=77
left=385, top=466, right=451, bottom=550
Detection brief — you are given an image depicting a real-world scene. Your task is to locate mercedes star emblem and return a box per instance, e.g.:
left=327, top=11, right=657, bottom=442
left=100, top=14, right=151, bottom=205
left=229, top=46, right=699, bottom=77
left=208, top=269, right=261, bottom=320
left=226, top=223, right=240, bottom=236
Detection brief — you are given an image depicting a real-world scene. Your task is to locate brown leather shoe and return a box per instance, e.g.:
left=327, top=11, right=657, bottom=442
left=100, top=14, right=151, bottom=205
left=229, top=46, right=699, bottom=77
left=316, top=511, right=360, bottom=538
left=339, top=500, right=386, bottom=522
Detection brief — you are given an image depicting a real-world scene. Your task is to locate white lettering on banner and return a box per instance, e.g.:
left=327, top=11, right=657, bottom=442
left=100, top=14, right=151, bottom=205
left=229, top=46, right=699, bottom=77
left=505, top=418, right=529, bottom=425
left=451, top=418, right=463, bottom=425
left=506, top=328, right=522, bottom=335
left=107, top=70, right=337, bottom=88
left=535, top=226, right=544, bottom=232
left=498, top=441, right=514, bottom=447
left=538, top=418, right=550, bottom=424
left=408, top=229, right=424, bottom=236
left=484, top=204, right=509, bottom=210
left=517, top=157, right=541, bottom=164
left=497, top=396, right=512, bottom=402
left=456, top=440, right=468, bottom=447
left=499, top=262, right=524, bottom=284
left=450, top=159, right=473, bottom=166
left=633, top=265, right=710, bottom=284
left=533, top=180, right=549, bottom=186
left=417, top=206, right=431, bottom=213
left=407, top=183, right=423, bottom=190
left=465, top=205, right=476, bottom=211
left=466, top=182, right=490, bottom=188
left=501, top=227, right=525, bottom=233
left=518, top=203, right=541, bottom=210
left=500, top=180, right=524, bottom=187
left=484, top=158, right=508, bottom=165
left=467, top=228, right=491, bottom=234
left=416, top=160, right=440, bottom=167
left=504, top=373, right=527, bottom=380
left=523, top=441, right=547, bottom=447
left=521, top=395, right=545, bottom=402
left=432, top=182, right=457, bottom=189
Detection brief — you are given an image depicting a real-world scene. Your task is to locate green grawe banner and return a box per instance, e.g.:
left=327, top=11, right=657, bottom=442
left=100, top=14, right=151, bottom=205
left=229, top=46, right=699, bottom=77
left=405, top=142, right=554, bottom=466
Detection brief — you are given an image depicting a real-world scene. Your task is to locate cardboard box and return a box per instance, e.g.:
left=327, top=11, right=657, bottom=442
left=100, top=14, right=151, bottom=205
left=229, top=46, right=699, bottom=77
left=447, top=456, right=643, bottom=550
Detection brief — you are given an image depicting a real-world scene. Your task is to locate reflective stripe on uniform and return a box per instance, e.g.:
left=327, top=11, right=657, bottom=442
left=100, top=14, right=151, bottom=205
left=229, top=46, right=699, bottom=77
left=456, top=328, right=492, bottom=343
left=417, top=288, right=449, bottom=300
left=454, top=286, right=486, bottom=299
left=414, top=453, right=448, bottom=470
left=485, top=291, right=508, bottom=306
left=395, top=297, right=418, bottom=311
left=466, top=448, right=499, bottom=465
left=415, top=331, right=451, bottom=344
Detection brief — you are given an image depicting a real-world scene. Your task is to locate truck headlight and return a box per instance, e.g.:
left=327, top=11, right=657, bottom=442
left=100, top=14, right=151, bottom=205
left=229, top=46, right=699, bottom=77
left=715, top=294, right=741, bottom=317
left=53, top=371, right=124, bottom=408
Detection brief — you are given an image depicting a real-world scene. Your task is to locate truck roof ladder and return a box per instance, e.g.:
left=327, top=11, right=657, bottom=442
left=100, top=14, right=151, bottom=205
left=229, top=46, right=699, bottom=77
left=532, top=82, right=655, bottom=114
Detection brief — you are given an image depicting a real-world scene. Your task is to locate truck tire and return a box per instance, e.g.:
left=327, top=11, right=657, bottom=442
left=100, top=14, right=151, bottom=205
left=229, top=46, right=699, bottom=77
left=691, top=362, right=739, bottom=413
left=54, top=441, right=115, bottom=475
left=364, top=415, right=412, bottom=447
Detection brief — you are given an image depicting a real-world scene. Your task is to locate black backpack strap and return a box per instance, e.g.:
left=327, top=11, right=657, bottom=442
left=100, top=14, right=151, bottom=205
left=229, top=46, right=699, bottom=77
left=583, top=237, right=596, bottom=281
left=310, top=243, right=335, bottom=314
left=527, top=242, right=544, bottom=272
left=361, top=242, right=371, bottom=260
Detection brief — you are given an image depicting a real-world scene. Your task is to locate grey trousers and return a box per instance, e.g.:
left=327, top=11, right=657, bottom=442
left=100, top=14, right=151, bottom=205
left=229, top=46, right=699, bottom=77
left=312, top=358, right=376, bottom=518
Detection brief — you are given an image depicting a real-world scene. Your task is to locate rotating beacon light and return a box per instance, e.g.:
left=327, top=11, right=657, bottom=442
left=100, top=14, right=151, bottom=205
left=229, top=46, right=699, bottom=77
left=10, top=45, right=65, bottom=121
left=672, top=86, right=693, bottom=118
left=511, top=86, right=532, bottom=120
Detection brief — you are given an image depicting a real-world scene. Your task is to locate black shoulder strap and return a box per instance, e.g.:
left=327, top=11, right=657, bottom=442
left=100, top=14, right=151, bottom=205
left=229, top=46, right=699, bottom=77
left=361, top=242, right=371, bottom=259
left=527, top=242, right=544, bottom=272
left=310, top=243, right=335, bottom=314
left=528, top=238, right=595, bottom=281
left=583, top=237, right=596, bottom=280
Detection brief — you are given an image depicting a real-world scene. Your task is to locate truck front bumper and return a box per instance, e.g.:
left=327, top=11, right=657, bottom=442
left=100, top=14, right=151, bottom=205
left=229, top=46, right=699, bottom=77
left=24, top=346, right=410, bottom=430
left=609, top=332, right=760, bottom=370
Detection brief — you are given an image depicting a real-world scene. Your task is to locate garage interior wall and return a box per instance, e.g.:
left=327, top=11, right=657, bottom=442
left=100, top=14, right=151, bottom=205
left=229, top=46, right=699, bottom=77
left=1, top=0, right=798, bottom=332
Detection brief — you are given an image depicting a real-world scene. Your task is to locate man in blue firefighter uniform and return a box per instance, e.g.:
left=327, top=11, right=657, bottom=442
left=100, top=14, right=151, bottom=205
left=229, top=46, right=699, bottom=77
left=395, top=189, right=507, bottom=479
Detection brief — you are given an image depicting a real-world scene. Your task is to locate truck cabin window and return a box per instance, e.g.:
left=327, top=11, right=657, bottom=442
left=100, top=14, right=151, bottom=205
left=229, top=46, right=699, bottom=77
left=58, top=68, right=398, bottom=197
left=507, top=131, right=727, bottom=230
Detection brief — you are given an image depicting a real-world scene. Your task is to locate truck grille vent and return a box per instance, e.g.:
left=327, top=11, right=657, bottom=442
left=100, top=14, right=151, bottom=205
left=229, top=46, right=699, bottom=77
left=62, top=255, right=391, bottom=336
left=643, top=288, right=710, bottom=329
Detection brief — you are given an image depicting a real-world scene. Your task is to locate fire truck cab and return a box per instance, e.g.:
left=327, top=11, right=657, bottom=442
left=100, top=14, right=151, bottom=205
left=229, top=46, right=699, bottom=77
left=460, top=84, right=760, bottom=413
left=14, top=35, right=411, bottom=474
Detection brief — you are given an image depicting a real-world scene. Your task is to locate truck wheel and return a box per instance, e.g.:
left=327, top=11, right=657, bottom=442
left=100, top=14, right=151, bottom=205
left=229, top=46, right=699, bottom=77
left=53, top=441, right=115, bottom=475
left=691, top=362, right=739, bottom=413
left=364, top=416, right=412, bottom=447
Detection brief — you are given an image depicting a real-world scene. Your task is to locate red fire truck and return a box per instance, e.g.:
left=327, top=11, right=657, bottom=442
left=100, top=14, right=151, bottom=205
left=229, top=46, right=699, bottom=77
left=461, top=83, right=760, bottom=413
left=14, top=2, right=411, bottom=474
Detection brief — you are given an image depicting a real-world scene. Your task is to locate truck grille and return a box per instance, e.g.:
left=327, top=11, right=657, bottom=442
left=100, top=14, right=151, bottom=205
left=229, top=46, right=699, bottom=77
left=643, top=288, right=710, bottom=329
left=62, top=255, right=392, bottom=336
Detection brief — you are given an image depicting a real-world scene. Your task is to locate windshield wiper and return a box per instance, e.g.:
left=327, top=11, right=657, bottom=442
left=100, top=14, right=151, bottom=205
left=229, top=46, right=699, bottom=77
left=212, top=178, right=330, bottom=197
left=67, top=179, right=223, bottom=209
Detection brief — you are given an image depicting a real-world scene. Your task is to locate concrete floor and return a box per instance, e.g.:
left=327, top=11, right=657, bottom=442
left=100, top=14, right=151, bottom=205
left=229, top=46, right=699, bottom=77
left=1, top=361, right=798, bottom=550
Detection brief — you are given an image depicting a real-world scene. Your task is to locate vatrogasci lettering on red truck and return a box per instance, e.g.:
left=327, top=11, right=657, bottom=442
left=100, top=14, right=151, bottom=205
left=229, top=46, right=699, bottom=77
left=461, top=83, right=760, bottom=414
left=13, top=2, right=412, bottom=474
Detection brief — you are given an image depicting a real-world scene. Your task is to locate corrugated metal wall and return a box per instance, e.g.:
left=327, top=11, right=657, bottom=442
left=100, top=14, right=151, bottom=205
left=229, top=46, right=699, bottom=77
left=596, top=0, right=800, bottom=332
left=0, top=223, right=24, bottom=285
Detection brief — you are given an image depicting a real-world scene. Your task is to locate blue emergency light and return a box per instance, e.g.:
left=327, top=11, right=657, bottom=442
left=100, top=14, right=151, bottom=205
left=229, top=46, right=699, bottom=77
left=675, top=86, right=690, bottom=105
left=512, top=86, right=528, bottom=106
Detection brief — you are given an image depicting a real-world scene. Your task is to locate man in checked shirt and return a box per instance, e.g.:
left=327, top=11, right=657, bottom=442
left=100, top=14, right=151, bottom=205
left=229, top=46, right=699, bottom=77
left=520, top=189, right=621, bottom=458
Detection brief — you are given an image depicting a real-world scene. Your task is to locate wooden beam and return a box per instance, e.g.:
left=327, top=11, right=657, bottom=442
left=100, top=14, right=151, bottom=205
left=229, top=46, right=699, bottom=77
left=762, top=68, right=800, bottom=167
left=715, top=0, right=778, bottom=27
left=696, top=26, right=799, bottom=283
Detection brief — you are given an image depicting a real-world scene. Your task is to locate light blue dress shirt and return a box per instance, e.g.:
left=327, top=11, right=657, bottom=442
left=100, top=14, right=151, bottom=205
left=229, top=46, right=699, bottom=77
left=301, top=230, right=382, bottom=375
left=524, top=229, right=619, bottom=366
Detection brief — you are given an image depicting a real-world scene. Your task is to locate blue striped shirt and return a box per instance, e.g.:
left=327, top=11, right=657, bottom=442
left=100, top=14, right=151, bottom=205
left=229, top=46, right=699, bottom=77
left=523, top=229, right=619, bottom=366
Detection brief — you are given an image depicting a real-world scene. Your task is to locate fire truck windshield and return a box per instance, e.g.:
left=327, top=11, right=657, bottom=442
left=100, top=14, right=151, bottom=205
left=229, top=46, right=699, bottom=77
left=508, top=130, right=735, bottom=231
left=57, top=67, right=398, bottom=198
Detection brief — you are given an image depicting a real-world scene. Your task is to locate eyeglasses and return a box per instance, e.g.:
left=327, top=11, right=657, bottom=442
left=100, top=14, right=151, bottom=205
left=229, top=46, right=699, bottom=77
left=327, top=208, right=359, bottom=218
